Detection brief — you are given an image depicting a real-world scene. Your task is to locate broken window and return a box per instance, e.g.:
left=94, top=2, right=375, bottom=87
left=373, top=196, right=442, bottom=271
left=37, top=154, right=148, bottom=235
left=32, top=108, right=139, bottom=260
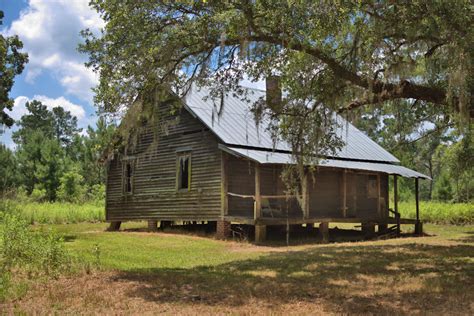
left=177, top=153, right=191, bottom=190
left=122, top=159, right=135, bottom=195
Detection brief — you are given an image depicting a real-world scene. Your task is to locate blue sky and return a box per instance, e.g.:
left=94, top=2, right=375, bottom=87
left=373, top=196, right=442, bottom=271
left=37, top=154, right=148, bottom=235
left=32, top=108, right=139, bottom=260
left=1, top=0, right=104, bottom=148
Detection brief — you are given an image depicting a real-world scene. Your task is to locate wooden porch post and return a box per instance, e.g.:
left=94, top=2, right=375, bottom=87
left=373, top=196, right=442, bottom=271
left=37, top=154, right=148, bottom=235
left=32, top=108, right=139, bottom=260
left=377, top=174, right=381, bottom=218
left=342, top=170, right=347, bottom=217
left=394, top=175, right=400, bottom=236
left=254, top=163, right=265, bottom=243
left=254, top=163, right=261, bottom=219
left=221, top=152, right=228, bottom=217
left=415, top=178, right=419, bottom=222
left=302, top=171, right=309, bottom=219
left=415, top=178, right=423, bottom=235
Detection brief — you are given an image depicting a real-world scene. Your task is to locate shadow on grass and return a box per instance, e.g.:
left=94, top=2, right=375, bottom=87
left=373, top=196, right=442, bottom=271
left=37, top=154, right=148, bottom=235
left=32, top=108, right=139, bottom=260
left=111, top=243, right=474, bottom=314
left=459, top=230, right=474, bottom=243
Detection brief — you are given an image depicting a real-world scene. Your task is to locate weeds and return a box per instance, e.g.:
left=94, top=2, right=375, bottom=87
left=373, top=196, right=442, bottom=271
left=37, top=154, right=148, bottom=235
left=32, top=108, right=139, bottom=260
left=0, top=214, right=72, bottom=301
left=0, top=199, right=104, bottom=224
left=399, top=201, right=473, bottom=225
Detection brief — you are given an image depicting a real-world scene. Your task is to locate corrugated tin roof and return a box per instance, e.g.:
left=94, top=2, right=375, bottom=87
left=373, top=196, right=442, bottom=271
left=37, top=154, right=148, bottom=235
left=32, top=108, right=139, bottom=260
left=184, top=86, right=399, bottom=163
left=221, top=145, right=430, bottom=179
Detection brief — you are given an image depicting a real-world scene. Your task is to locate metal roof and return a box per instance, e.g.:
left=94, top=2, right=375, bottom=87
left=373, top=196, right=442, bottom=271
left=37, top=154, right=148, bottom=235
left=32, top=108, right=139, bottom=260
left=184, top=85, right=399, bottom=163
left=220, top=145, right=430, bottom=179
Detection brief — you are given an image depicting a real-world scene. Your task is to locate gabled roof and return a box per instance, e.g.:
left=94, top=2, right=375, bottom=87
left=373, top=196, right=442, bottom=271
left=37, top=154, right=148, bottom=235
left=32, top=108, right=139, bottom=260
left=184, top=85, right=398, bottom=163
left=183, top=85, right=430, bottom=180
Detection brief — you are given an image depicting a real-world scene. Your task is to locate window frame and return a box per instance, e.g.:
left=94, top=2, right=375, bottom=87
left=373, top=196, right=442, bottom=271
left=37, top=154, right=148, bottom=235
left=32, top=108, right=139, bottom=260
left=176, top=152, right=192, bottom=192
left=122, top=157, right=135, bottom=196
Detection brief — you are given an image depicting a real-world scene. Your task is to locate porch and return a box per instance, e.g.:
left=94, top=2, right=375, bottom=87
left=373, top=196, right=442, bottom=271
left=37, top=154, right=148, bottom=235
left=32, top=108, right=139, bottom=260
left=220, top=152, right=425, bottom=242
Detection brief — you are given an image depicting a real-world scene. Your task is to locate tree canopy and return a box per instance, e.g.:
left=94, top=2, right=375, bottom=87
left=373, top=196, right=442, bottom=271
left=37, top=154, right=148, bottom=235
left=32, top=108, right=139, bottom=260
left=80, top=0, right=473, bottom=200
left=81, top=1, right=472, bottom=119
left=0, top=10, right=28, bottom=127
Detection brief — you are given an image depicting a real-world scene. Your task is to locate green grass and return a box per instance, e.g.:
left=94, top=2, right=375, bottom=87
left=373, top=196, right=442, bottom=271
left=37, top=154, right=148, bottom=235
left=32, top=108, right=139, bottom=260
left=53, top=222, right=260, bottom=270
left=1, top=221, right=473, bottom=314
left=398, top=201, right=473, bottom=224
left=0, top=200, right=104, bottom=224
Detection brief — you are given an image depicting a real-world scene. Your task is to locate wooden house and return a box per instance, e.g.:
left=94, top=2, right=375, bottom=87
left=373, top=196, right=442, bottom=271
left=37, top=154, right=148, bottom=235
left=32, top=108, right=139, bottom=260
left=105, top=85, right=429, bottom=242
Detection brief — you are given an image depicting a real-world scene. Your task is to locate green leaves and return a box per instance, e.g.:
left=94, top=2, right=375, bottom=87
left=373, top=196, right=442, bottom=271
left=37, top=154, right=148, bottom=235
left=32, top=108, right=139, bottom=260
left=0, top=10, right=28, bottom=127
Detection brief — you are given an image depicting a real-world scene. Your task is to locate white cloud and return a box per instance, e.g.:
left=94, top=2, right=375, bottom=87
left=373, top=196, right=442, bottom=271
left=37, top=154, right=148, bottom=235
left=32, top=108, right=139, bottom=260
left=10, top=95, right=86, bottom=121
left=5, top=0, right=103, bottom=103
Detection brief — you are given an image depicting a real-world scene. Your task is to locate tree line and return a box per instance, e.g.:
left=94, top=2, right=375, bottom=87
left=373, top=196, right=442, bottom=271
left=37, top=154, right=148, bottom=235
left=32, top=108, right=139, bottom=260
left=1, top=97, right=471, bottom=204
left=0, top=100, right=115, bottom=203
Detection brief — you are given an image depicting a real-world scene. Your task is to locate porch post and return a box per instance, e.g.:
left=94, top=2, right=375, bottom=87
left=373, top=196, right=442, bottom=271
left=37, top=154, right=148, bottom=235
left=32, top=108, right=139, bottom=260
left=254, top=163, right=265, bottom=243
left=254, top=163, right=261, bottom=219
left=342, top=170, right=347, bottom=217
left=377, top=174, right=381, bottom=218
left=302, top=170, right=309, bottom=219
left=415, top=178, right=419, bottom=222
left=221, top=152, right=228, bottom=217
left=415, top=178, right=423, bottom=235
left=394, top=175, right=400, bottom=236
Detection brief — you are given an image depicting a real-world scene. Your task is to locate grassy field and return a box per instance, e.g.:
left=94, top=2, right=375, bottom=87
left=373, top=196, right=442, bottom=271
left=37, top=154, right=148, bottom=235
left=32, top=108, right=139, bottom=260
left=1, top=199, right=472, bottom=225
left=1, top=221, right=473, bottom=314
left=0, top=200, right=104, bottom=224
left=399, top=201, right=473, bottom=224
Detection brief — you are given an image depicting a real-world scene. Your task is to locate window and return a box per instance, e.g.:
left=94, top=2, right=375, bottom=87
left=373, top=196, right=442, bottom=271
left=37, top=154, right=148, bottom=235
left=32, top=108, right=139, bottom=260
left=177, top=153, right=191, bottom=191
left=367, top=175, right=378, bottom=198
left=122, top=159, right=134, bottom=195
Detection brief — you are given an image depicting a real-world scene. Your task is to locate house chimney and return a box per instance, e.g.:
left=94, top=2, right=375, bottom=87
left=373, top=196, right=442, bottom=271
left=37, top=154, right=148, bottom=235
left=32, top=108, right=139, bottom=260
left=266, top=76, right=282, bottom=111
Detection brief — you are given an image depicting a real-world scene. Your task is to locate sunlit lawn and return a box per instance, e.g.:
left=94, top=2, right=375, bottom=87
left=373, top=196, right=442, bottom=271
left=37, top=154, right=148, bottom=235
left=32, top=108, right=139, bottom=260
left=4, top=221, right=474, bottom=314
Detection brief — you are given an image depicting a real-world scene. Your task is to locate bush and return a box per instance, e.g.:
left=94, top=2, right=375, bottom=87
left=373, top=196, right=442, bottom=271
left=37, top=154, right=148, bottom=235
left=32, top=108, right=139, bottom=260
left=30, top=186, right=47, bottom=202
left=57, top=171, right=86, bottom=203
left=1, top=214, right=70, bottom=276
left=87, top=184, right=106, bottom=205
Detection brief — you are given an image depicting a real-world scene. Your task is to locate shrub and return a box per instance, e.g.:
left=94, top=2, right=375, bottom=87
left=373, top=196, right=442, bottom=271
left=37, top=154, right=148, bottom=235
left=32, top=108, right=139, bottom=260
left=57, top=171, right=86, bottom=203
left=30, top=186, right=47, bottom=202
left=1, top=214, right=70, bottom=276
left=87, top=184, right=106, bottom=205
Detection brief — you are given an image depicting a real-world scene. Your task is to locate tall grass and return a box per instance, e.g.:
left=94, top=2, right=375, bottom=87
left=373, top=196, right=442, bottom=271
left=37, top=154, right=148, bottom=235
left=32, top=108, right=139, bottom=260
left=0, top=200, right=104, bottom=224
left=398, top=201, right=473, bottom=225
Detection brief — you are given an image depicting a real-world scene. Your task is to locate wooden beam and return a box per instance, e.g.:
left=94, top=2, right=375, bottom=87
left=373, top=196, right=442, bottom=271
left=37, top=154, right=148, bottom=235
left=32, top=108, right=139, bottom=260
left=415, top=178, right=420, bottom=222
left=342, top=170, right=347, bottom=217
left=255, top=224, right=267, bottom=243
left=254, top=163, right=261, bottom=220
left=220, top=152, right=228, bottom=216
left=377, top=174, right=381, bottom=218
left=302, top=171, right=309, bottom=219
left=394, top=175, right=398, bottom=214
left=319, top=222, right=329, bottom=243
left=394, top=175, right=400, bottom=236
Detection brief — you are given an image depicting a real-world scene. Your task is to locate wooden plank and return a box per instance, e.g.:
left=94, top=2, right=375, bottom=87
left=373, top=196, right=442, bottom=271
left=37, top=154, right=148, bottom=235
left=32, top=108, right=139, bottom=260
left=377, top=174, right=381, bottom=218
left=302, top=171, right=309, bottom=219
left=342, top=170, right=347, bottom=217
left=221, top=152, right=228, bottom=216
left=394, top=174, right=400, bottom=235
left=255, top=225, right=267, bottom=243
left=415, top=178, right=420, bottom=221
left=394, top=175, right=398, bottom=214
left=254, top=163, right=261, bottom=219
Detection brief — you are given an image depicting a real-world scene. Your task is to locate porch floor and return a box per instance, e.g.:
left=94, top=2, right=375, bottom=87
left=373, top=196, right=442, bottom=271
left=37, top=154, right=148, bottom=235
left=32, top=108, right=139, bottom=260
left=224, top=216, right=417, bottom=226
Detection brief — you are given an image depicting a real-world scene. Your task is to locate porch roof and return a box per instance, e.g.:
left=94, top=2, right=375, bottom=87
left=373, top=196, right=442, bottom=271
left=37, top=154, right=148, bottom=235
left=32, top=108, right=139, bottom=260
left=220, top=145, right=431, bottom=180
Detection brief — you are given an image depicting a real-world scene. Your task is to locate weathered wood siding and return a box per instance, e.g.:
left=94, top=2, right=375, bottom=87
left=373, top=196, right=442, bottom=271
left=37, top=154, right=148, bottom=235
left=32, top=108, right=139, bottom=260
left=106, top=102, right=222, bottom=221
